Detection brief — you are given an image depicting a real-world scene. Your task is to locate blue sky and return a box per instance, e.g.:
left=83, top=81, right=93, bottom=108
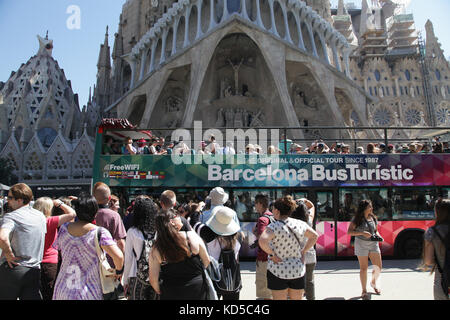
left=0, top=0, right=449, bottom=110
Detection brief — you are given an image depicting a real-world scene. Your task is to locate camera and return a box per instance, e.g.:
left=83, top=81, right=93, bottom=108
left=370, top=234, right=384, bottom=242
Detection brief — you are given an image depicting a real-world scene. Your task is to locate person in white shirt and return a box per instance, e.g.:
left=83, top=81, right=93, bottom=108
left=205, top=135, right=221, bottom=154
left=223, top=141, right=236, bottom=155
left=123, top=197, right=159, bottom=300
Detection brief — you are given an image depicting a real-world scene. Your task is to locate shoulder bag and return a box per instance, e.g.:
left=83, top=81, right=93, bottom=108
left=94, top=227, right=117, bottom=299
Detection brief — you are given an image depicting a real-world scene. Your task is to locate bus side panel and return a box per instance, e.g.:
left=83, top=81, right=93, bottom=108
left=315, top=222, right=335, bottom=257
left=336, top=222, right=353, bottom=257
left=377, top=220, right=435, bottom=256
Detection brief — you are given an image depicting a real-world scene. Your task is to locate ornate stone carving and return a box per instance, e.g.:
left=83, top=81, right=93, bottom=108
left=292, top=84, right=319, bottom=110
left=215, top=107, right=265, bottom=128
left=165, top=95, right=183, bottom=113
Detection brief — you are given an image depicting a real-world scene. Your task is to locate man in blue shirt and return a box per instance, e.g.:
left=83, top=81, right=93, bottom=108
left=200, top=187, right=239, bottom=226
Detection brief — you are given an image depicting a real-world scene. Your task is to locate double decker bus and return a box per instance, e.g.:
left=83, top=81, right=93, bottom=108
left=93, top=122, right=450, bottom=260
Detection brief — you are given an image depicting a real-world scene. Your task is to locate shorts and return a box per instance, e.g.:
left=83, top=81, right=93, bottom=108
left=354, top=238, right=381, bottom=257
left=267, top=270, right=305, bottom=291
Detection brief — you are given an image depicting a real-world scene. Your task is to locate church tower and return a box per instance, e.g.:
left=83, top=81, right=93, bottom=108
left=425, top=20, right=447, bottom=63
left=95, top=26, right=112, bottom=116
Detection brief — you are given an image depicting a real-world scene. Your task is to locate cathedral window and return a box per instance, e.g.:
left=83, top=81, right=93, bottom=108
left=373, top=107, right=392, bottom=126
left=435, top=69, right=441, bottom=81
left=405, top=70, right=411, bottom=81
left=38, top=127, right=57, bottom=149
left=374, top=70, right=381, bottom=82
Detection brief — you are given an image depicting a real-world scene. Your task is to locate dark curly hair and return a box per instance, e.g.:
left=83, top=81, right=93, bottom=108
left=131, top=197, right=159, bottom=235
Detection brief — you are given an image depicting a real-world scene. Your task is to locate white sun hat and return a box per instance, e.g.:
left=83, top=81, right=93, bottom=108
left=209, top=187, right=229, bottom=206
left=206, top=206, right=241, bottom=236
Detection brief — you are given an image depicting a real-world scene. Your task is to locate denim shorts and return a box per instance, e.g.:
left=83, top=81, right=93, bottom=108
left=354, top=238, right=381, bottom=257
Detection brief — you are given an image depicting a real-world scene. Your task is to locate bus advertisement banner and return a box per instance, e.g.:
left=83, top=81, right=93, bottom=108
left=94, top=154, right=450, bottom=188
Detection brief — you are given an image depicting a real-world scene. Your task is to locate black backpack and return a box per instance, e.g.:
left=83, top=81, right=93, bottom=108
left=214, top=244, right=242, bottom=296
left=432, top=226, right=450, bottom=298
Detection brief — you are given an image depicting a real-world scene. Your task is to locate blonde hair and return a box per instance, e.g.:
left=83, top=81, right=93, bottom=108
left=33, top=197, right=54, bottom=217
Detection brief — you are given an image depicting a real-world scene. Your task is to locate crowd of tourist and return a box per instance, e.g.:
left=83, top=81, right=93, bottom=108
left=103, top=134, right=450, bottom=156
left=0, top=183, right=449, bottom=301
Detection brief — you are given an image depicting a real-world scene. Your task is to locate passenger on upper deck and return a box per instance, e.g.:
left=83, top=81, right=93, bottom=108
left=103, top=136, right=115, bottom=155
left=123, top=137, right=137, bottom=155
left=205, top=135, right=221, bottom=154
left=137, top=139, right=150, bottom=154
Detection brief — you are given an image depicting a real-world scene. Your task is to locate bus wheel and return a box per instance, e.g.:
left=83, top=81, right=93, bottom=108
left=395, top=231, right=424, bottom=259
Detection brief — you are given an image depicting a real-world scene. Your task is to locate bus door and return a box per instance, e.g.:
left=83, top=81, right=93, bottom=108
left=313, top=190, right=337, bottom=258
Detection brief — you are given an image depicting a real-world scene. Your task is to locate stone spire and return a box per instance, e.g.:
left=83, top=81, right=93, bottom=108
left=333, top=0, right=358, bottom=48
left=95, top=26, right=112, bottom=114
left=97, top=26, right=111, bottom=70
left=112, top=16, right=124, bottom=61
left=112, top=16, right=125, bottom=102
left=337, top=0, right=346, bottom=15
left=425, top=20, right=447, bottom=61
left=37, top=32, right=53, bottom=57
left=360, top=0, right=374, bottom=36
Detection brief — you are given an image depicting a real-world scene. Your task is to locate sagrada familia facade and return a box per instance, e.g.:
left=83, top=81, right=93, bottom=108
left=0, top=0, right=449, bottom=187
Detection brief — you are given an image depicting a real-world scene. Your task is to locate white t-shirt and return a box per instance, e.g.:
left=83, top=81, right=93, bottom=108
left=122, top=227, right=145, bottom=286
left=267, top=218, right=308, bottom=279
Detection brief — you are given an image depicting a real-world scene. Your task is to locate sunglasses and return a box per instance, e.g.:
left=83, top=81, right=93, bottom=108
left=7, top=195, right=15, bottom=200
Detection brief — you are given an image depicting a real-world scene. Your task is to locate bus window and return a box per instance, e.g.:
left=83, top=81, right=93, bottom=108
left=442, top=188, right=450, bottom=198
left=282, top=190, right=308, bottom=201
left=229, top=189, right=277, bottom=222
left=392, top=188, right=437, bottom=220
left=316, top=191, right=334, bottom=222
left=338, top=192, right=357, bottom=221
left=338, top=188, right=391, bottom=221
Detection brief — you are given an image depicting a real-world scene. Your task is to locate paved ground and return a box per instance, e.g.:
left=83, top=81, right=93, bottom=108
left=239, top=259, right=435, bottom=300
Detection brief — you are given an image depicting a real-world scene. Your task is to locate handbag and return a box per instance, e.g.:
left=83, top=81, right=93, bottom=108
left=94, top=227, right=117, bottom=299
